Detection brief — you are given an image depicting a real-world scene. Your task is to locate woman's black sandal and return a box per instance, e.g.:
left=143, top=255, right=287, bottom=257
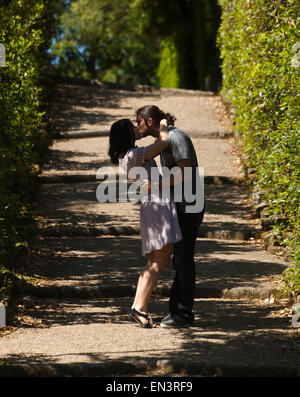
left=128, top=308, right=154, bottom=328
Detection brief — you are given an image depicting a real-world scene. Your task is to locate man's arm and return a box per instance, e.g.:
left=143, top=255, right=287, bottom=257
left=159, top=158, right=191, bottom=189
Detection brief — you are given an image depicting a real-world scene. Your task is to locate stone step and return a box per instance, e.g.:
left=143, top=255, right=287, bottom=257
left=12, top=280, right=280, bottom=301
left=39, top=173, right=246, bottom=186
left=33, top=183, right=259, bottom=239
left=36, top=225, right=260, bottom=241
left=42, top=136, right=243, bottom=181
left=49, top=82, right=231, bottom=141
left=20, top=236, right=287, bottom=299
left=50, top=129, right=233, bottom=140
left=0, top=296, right=298, bottom=377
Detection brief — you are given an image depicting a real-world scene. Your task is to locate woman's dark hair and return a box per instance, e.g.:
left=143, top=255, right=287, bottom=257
left=136, top=105, right=176, bottom=127
left=108, top=119, right=135, bottom=165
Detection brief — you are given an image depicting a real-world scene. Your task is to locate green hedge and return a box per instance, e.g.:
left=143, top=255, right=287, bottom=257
left=217, top=0, right=300, bottom=295
left=136, top=0, right=221, bottom=90
left=0, top=0, right=56, bottom=288
left=156, top=35, right=180, bottom=88
left=157, top=0, right=221, bottom=90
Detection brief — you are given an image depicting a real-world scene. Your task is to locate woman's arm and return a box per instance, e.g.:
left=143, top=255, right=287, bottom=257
left=144, top=119, right=168, bottom=160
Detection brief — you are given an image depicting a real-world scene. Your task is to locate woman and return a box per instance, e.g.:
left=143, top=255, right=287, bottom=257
left=108, top=118, right=182, bottom=328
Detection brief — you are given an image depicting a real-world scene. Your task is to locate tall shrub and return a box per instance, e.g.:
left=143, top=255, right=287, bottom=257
left=0, top=0, right=57, bottom=281
left=135, top=0, right=221, bottom=90
left=157, top=36, right=180, bottom=88
left=217, top=0, right=300, bottom=295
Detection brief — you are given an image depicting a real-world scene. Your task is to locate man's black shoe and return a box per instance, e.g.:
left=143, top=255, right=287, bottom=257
left=160, top=314, right=193, bottom=328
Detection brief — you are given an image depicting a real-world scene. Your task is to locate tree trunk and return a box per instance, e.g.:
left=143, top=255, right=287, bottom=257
left=85, top=55, right=97, bottom=79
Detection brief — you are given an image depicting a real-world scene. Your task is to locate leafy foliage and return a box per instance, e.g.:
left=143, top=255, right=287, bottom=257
left=51, top=0, right=221, bottom=89
left=135, top=0, right=222, bottom=89
left=217, top=0, right=300, bottom=295
left=51, top=0, right=160, bottom=85
left=156, top=35, right=180, bottom=88
left=0, top=0, right=58, bottom=282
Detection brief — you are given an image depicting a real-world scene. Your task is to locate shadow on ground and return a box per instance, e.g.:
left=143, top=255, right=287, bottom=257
left=26, top=235, right=287, bottom=293
left=49, top=84, right=160, bottom=133
left=33, top=180, right=259, bottom=236
left=42, top=149, right=112, bottom=172
left=33, top=182, right=140, bottom=231
left=3, top=297, right=299, bottom=373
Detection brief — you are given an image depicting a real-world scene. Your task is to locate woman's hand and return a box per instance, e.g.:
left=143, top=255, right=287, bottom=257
left=159, top=119, right=168, bottom=143
left=142, top=179, right=151, bottom=195
left=144, top=119, right=168, bottom=160
left=142, top=179, right=160, bottom=195
left=160, top=118, right=168, bottom=128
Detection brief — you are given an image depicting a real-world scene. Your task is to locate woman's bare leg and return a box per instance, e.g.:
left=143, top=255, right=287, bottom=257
left=132, top=253, right=153, bottom=310
left=131, top=243, right=173, bottom=326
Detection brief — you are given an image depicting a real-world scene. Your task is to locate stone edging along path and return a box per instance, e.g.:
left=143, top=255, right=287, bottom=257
left=1, top=358, right=299, bottom=377
left=39, top=173, right=245, bottom=186
left=11, top=278, right=279, bottom=301
left=51, top=129, right=233, bottom=140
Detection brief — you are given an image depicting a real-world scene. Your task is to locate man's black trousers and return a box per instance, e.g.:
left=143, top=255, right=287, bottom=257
left=169, top=209, right=204, bottom=322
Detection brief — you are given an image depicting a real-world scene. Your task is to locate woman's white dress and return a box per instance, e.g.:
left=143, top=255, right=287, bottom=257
left=121, top=147, right=182, bottom=256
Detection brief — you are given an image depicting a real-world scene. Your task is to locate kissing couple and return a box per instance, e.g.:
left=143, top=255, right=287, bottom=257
left=108, top=105, right=204, bottom=328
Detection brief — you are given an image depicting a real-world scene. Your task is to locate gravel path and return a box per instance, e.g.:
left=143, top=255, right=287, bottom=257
left=1, top=81, right=298, bottom=378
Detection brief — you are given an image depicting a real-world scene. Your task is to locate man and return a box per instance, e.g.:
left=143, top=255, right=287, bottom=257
left=136, top=105, right=204, bottom=327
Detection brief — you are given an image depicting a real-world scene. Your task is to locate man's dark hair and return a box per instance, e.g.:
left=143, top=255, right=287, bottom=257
left=136, top=105, right=176, bottom=127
